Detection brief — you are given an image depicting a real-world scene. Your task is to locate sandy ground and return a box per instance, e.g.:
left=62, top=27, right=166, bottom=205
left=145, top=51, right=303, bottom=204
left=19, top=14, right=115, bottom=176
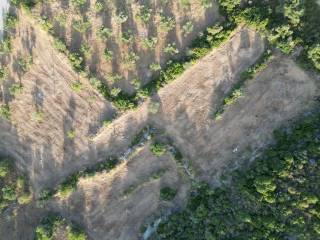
left=0, top=11, right=319, bottom=240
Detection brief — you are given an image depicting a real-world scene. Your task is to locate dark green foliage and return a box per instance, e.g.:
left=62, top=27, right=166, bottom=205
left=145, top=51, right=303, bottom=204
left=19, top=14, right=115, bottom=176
left=219, top=0, right=320, bottom=70
left=154, top=112, right=320, bottom=239
left=160, top=187, right=177, bottom=201
left=10, top=0, right=40, bottom=10
left=0, top=105, right=11, bottom=120
left=35, top=213, right=87, bottom=240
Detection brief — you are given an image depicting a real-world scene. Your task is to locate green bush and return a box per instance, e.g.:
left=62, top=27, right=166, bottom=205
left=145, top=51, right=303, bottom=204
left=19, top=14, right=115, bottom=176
left=39, top=16, right=53, bottom=33
left=17, top=56, right=33, bottom=73
left=150, top=142, right=167, bottom=156
left=93, top=1, right=104, bottom=13
left=136, top=5, right=152, bottom=23
left=160, top=187, right=177, bottom=201
left=68, top=53, right=84, bottom=72
left=308, top=45, right=320, bottom=70
left=142, top=37, right=158, bottom=50
left=2, top=186, right=16, bottom=201
left=71, top=0, right=86, bottom=9
left=72, top=19, right=91, bottom=33
left=53, top=38, right=68, bottom=53
left=9, top=83, right=23, bottom=96
left=4, top=13, right=18, bottom=30
left=0, top=160, right=10, bottom=178
left=0, top=105, right=11, bottom=120
left=97, top=26, right=112, bottom=40
left=159, top=15, right=175, bottom=32
left=0, top=37, right=12, bottom=54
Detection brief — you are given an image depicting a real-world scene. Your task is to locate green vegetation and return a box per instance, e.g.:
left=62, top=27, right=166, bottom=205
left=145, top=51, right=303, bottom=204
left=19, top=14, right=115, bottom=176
left=67, top=130, right=76, bottom=139
left=17, top=56, right=33, bottom=73
left=153, top=111, right=320, bottom=239
left=182, top=21, right=194, bottom=37
left=136, top=5, right=152, bottom=24
left=97, top=26, right=112, bottom=40
left=9, top=83, right=23, bottom=96
left=4, top=13, right=18, bottom=30
left=39, top=16, right=53, bottom=33
left=164, top=43, right=179, bottom=55
left=35, top=213, right=87, bottom=240
left=159, top=15, right=176, bottom=33
left=160, top=187, right=177, bottom=201
left=0, top=105, right=11, bottom=120
left=308, top=45, right=320, bottom=70
left=142, top=37, right=158, bottom=50
left=71, top=0, right=86, bottom=9
left=10, top=0, right=40, bottom=10
left=150, top=142, right=167, bottom=157
left=0, top=37, right=12, bottom=54
left=217, top=0, right=320, bottom=71
left=0, top=158, right=32, bottom=213
left=72, top=18, right=91, bottom=33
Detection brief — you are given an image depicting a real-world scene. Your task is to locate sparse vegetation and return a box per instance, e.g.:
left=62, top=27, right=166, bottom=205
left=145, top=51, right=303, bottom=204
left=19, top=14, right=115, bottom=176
left=0, top=158, right=32, bottom=213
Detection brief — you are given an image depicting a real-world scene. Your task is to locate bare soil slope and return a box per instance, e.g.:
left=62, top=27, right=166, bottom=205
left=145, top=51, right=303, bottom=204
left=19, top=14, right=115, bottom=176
left=0, top=13, right=114, bottom=191
left=0, top=18, right=319, bottom=240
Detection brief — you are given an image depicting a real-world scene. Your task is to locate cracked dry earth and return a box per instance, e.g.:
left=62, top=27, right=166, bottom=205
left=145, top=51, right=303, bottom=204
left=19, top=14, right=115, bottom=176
left=0, top=13, right=319, bottom=240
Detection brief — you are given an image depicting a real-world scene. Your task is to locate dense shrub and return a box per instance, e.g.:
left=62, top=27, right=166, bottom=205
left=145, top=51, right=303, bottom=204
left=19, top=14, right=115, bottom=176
left=150, top=142, right=167, bottom=157
left=154, top=112, right=320, bottom=239
left=0, top=158, right=32, bottom=212
left=35, top=214, right=87, bottom=240
left=160, top=187, right=177, bottom=201
left=308, top=45, right=320, bottom=70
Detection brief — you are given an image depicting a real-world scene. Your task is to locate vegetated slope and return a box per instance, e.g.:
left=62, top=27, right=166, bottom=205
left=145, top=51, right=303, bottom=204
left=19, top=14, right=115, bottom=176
left=26, top=26, right=318, bottom=240
left=153, top=110, right=320, bottom=240
left=0, top=11, right=115, bottom=191
left=31, top=0, right=219, bottom=94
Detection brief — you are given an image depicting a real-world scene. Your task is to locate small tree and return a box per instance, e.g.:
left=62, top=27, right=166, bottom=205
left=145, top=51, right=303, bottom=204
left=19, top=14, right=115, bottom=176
left=308, top=45, right=320, bottom=70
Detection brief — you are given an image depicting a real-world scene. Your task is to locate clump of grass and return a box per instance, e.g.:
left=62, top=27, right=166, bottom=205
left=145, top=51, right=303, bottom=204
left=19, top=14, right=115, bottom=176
left=67, top=130, right=76, bottom=139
